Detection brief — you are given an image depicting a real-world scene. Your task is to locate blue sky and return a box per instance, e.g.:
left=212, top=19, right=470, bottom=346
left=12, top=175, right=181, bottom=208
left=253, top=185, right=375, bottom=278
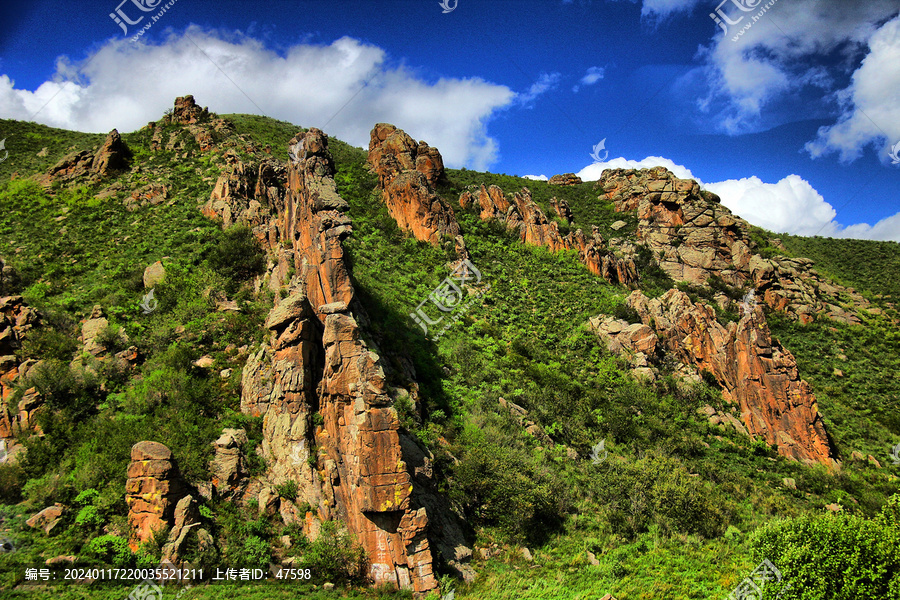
left=1, top=0, right=899, bottom=239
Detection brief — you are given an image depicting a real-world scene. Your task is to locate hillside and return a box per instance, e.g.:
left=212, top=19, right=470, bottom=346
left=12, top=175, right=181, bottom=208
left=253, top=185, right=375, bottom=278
left=0, top=96, right=898, bottom=600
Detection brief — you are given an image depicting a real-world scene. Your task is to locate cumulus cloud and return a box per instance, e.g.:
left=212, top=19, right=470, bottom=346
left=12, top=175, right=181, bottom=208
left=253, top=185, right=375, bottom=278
left=522, top=174, right=549, bottom=181
left=0, top=28, right=515, bottom=169
left=806, top=14, right=900, bottom=163
left=635, top=0, right=900, bottom=152
left=574, top=156, right=900, bottom=240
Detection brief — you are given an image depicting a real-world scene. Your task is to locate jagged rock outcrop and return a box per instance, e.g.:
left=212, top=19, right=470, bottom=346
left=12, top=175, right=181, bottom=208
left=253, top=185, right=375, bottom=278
left=39, top=130, right=132, bottom=187
left=0, top=296, right=42, bottom=459
left=210, top=428, right=248, bottom=500
left=588, top=317, right=659, bottom=381
left=148, top=95, right=233, bottom=154
left=459, top=184, right=638, bottom=286
left=368, top=124, right=460, bottom=246
left=598, top=167, right=868, bottom=323
left=126, top=441, right=186, bottom=547
left=161, top=495, right=213, bottom=569
left=166, top=95, right=209, bottom=125
left=227, top=128, right=469, bottom=593
left=550, top=197, right=573, bottom=223
left=548, top=173, right=582, bottom=186
left=615, top=289, right=836, bottom=465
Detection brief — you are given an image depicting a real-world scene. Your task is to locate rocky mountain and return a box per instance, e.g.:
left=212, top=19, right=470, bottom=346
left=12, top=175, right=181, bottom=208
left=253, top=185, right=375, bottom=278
left=0, top=96, right=898, bottom=599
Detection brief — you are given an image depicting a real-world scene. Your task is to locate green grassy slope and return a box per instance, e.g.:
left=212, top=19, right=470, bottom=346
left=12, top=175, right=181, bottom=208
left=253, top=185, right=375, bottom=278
left=0, top=115, right=898, bottom=600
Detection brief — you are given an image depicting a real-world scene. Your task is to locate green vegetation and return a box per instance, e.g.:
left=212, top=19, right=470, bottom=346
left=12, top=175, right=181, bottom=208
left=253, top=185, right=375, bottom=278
left=781, top=234, right=900, bottom=300
left=0, top=112, right=897, bottom=600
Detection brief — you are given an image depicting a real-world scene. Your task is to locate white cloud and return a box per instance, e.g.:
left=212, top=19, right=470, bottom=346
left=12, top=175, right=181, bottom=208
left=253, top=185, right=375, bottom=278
left=704, top=175, right=836, bottom=236
left=0, top=28, right=515, bottom=170
left=517, top=72, right=562, bottom=107
left=806, top=14, right=900, bottom=163
left=522, top=174, right=548, bottom=181
left=573, top=66, right=605, bottom=92
left=642, top=0, right=900, bottom=146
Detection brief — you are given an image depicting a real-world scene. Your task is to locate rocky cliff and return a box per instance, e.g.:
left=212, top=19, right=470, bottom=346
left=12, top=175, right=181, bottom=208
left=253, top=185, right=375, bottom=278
left=598, top=167, right=869, bottom=324
left=205, top=127, right=468, bottom=592
left=592, top=290, right=836, bottom=465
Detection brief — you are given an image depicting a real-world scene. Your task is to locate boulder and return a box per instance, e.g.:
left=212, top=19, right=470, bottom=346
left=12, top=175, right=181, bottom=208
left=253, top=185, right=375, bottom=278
left=26, top=505, right=65, bottom=535
left=143, top=261, right=166, bottom=289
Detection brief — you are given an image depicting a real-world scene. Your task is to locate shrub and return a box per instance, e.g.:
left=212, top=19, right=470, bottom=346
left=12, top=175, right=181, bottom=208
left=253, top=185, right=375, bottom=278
left=238, top=535, right=271, bottom=568
left=208, top=224, right=265, bottom=287
left=84, top=535, right=135, bottom=567
left=451, top=432, right=566, bottom=544
left=596, top=453, right=731, bottom=539
left=297, top=521, right=368, bottom=584
left=75, top=505, right=103, bottom=530
left=275, top=480, right=298, bottom=502
left=0, top=464, right=24, bottom=504
left=750, top=499, right=900, bottom=599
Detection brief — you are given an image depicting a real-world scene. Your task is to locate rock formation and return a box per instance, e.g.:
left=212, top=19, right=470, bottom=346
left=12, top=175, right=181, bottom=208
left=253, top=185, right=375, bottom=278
left=598, top=167, right=868, bottom=323
left=211, top=128, right=469, bottom=593
left=600, top=289, right=836, bottom=465
left=38, top=130, right=132, bottom=187
left=125, top=441, right=186, bottom=547
left=210, top=428, right=249, bottom=500
left=368, top=124, right=461, bottom=246
left=548, top=173, right=583, bottom=186
left=459, top=184, right=639, bottom=286
left=0, top=296, right=42, bottom=459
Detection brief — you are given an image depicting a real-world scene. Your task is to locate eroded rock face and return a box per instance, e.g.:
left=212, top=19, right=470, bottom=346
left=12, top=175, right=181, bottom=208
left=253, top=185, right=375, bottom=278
left=126, top=441, right=186, bottom=546
left=599, top=167, right=869, bottom=323
left=0, top=296, right=42, bottom=457
left=210, top=429, right=248, bottom=500
left=166, top=95, right=209, bottom=125
left=368, top=124, right=460, bottom=246
left=230, top=129, right=465, bottom=594
left=39, top=130, right=132, bottom=187
left=621, top=289, right=836, bottom=465
left=460, top=184, right=639, bottom=286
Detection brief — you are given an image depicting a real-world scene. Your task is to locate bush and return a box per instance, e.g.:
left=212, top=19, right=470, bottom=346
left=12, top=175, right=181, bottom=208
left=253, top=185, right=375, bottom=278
left=275, top=480, right=298, bottom=501
left=750, top=499, right=900, bottom=599
left=84, top=535, right=135, bottom=567
left=75, top=505, right=103, bottom=530
left=451, top=431, right=566, bottom=544
left=596, top=454, right=731, bottom=539
left=0, top=464, right=24, bottom=504
left=238, top=535, right=271, bottom=568
left=297, top=521, right=368, bottom=584
left=208, top=224, right=265, bottom=287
